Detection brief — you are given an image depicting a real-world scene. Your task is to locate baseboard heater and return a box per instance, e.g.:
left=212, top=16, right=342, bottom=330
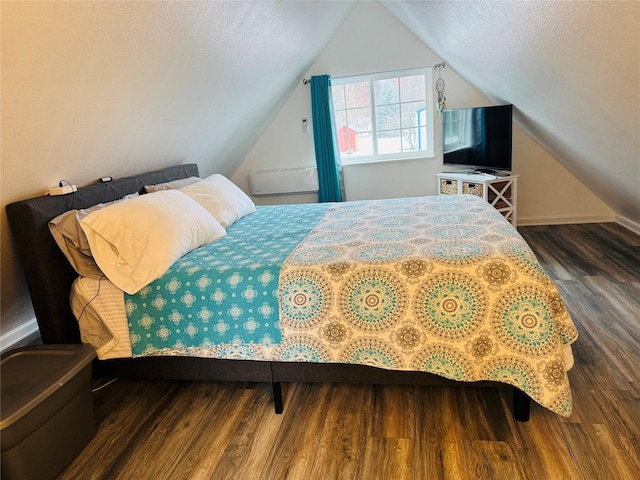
left=248, top=167, right=318, bottom=196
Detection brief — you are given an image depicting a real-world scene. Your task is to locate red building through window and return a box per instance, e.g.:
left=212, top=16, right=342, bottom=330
left=337, top=126, right=359, bottom=153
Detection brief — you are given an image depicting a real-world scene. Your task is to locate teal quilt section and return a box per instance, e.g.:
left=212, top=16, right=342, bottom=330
left=126, top=203, right=330, bottom=357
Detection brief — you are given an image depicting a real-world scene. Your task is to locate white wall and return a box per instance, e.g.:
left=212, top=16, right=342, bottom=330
left=512, top=128, right=613, bottom=225
left=234, top=1, right=613, bottom=225
left=232, top=85, right=320, bottom=205
left=0, top=0, right=356, bottom=344
left=234, top=0, right=452, bottom=202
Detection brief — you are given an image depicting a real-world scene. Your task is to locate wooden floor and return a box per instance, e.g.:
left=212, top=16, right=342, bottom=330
left=58, top=223, right=640, bottom=480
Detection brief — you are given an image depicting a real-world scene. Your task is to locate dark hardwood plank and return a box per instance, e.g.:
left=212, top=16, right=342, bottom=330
left=524, top=228, right=595, bottom=277
left=557, top=379, right=607, bottom=425
left=569, top=339, right=631, bottom=392
left=510, top=402, right=583, bottom=479
left=413, top=386, right=462, bottom=442
left=594, top=222, right=640, bottom=247
left=358, top=437, right=413, bottom=480
left=115, top=382, right=252, bottom=479
left=589, top=389, right=640, bottom=470
left=415, top=441, right=470, bottom=480
left=369, top=384, right=414, bottom=439
left=257, top=383, right=333, bottom=480
left=413, top=387, right=468, bottom=479
left=456, top=387, right=514, bottom=442
left=208, top=385, right=284, bottom=480
left=560, top=423, right=639, bottom=479
left=58, top=380, right=181, bottom=480
left=515, top=230, right=574, bottom=281
left=583, top=277, right=640, bottom=345
left=554, top=281, right=633, bottom=392
left=310, top=384, right=372, bottom=480
left=465, top=440, right=526, bottom=480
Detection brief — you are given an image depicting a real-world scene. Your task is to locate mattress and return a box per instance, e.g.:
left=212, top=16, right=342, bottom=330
left=71, top=194, right=578, bottom=415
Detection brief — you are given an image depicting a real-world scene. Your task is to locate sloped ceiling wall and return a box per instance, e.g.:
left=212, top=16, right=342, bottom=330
left=381, top=0, right=640, bottom=227
left=0, top=0, right=356, bottom=335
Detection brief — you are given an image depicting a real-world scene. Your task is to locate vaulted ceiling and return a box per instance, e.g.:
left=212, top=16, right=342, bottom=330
left=3, top=1, right=638, bottom=221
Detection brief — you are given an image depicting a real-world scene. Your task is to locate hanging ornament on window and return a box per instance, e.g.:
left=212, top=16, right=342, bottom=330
left=435, top=65, right=446, bottom=120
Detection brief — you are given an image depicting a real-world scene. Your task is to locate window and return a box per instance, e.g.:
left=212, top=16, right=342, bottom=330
left=330, top=68, right=434, bottom=164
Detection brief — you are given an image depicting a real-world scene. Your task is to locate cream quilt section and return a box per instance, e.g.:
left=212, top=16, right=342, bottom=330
left=277, top=194, right=578, bottom=416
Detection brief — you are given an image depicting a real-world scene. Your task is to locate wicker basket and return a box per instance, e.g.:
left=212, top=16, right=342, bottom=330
left=462, top=182, right=483, bottom=197
left=439, top=179, right=458, bottom=195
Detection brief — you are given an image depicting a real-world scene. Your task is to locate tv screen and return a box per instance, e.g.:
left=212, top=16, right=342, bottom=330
left=443, top=104, right=512, bottom=172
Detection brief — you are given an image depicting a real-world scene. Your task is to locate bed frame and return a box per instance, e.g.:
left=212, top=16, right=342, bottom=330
left=6, top=164, right=531, bottom=421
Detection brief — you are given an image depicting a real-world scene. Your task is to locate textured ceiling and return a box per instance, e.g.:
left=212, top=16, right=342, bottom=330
left=381, top=0, right=640, bottom=226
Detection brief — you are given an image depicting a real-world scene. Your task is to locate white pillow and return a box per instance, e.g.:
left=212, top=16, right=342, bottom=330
left=80, top=190, right=226, bottom=294
left=144, top=176, right=201, bottom=193
left=49, top=193, right=139, bottom=278
left=179, top=174, right=256, bottom=228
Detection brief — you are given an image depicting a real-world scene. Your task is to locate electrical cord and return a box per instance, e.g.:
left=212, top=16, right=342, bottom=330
left=77, top=274, right=104, bottom=322
left=77, top=274, right=120, bottom=394
left=59, top=179, right=77, bottom=209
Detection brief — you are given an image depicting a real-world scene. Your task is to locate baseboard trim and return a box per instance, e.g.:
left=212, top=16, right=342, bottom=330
left=0, top=318, right=40, bottom=353
left=517, top=214, right=615, bottom=227
left=615, top=214, right=640, bottom=236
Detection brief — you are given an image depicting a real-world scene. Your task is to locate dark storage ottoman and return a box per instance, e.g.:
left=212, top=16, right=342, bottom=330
left=1, top=344, right=96, bottom=480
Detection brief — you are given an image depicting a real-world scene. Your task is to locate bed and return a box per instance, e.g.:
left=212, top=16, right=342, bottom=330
left=6, top=163, right=578, bottom=422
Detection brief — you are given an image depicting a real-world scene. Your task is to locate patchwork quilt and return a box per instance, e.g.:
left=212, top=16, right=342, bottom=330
left=126, top=195, right=578, bottom=416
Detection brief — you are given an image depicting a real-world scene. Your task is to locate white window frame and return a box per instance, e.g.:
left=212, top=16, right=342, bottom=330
left=330, top=67, right=434, bottom=165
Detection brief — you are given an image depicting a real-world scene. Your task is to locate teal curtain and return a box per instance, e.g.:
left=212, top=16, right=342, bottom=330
left=310, top=75, right=342, bottom=202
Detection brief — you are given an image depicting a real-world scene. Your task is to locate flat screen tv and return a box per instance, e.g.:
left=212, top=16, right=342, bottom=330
left=443, top=104, right=512, bottom=173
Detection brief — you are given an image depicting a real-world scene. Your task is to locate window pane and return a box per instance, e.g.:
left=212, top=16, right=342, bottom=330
left=349, top=133, right=373, bottom=158
left=347, top=107, right=371, bottom=131
left=337, top=132, right=357, bottom=154
left=376, top=104, right=400, bottom=130
left=374, top=78, right=399, bottom=105
left=377, top=129, right=401, bottom=154
left=399, top=75, right=426, bottom=102
left=418, top=126, right=428, bottom=150
left=331, top=85, right=346, bottom=110
left=401, top=101, right=426, bottom=128
left=400, top=127, right=425, bottom=152
left=345, top=82, right=370, bottom=108
left=337, top=105, right=371, bottom=158
left=331, top=68, right=433, bottom=163
left=333, top=110, right=347, bottom=130
left=340, top=132, right=373, bottom=159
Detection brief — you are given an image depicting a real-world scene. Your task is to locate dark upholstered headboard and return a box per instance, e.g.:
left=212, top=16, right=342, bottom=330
left=6, top=163, right=199, bottom=344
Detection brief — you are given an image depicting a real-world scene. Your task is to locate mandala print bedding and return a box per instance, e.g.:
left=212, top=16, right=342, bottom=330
left=126, top=195, right=578, bottom=416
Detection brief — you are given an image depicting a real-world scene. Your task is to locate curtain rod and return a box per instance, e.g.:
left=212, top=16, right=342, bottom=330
left=302, top=62, right=445, bottom=85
